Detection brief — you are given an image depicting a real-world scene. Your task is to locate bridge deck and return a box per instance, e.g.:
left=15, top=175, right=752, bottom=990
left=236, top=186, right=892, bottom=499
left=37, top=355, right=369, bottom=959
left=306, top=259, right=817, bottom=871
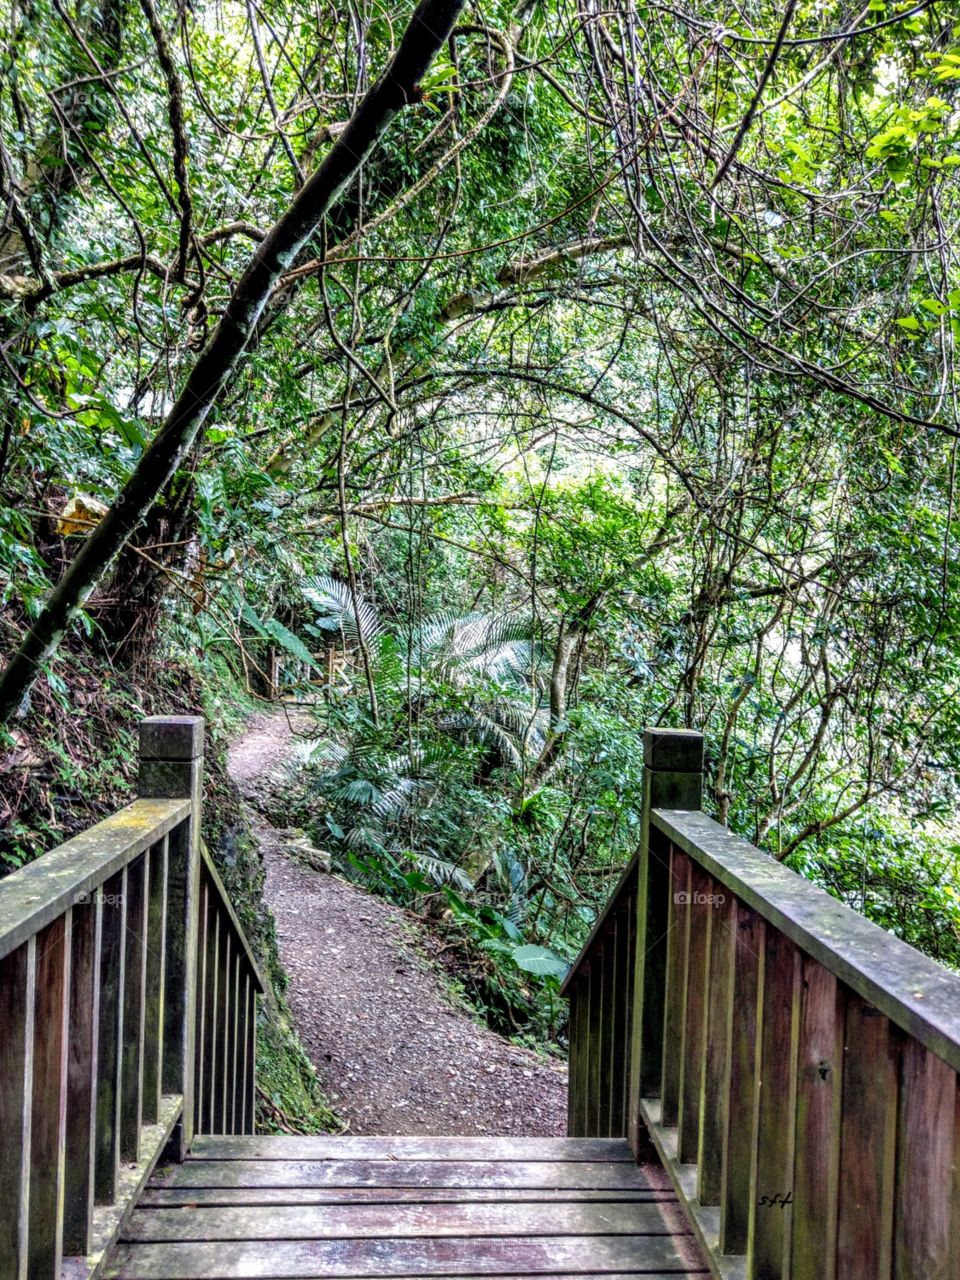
left=102, top=1136, right=707, bottom=1278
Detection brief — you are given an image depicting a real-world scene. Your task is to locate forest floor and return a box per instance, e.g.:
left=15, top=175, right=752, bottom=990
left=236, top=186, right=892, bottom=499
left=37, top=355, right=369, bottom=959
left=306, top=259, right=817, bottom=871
left=228, top=708, right=568, bottom=1136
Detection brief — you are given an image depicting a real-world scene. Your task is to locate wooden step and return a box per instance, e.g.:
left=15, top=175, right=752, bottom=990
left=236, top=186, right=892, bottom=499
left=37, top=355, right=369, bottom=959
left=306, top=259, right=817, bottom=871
left=189, top=1136, right=638, bottom=1162
left=103, top=1135, right=708, bottom=1279
left=104, top=1235, right=705, bottom=1278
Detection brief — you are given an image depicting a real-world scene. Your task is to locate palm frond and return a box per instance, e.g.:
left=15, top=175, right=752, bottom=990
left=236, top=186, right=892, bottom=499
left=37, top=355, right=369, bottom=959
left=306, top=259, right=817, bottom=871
left=302, top=574, right=382, bottom=646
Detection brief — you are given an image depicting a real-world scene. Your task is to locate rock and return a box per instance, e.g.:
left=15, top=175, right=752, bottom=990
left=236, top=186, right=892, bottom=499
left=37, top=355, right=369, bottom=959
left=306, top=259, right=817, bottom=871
left=280, top=828, right=332, bottom=872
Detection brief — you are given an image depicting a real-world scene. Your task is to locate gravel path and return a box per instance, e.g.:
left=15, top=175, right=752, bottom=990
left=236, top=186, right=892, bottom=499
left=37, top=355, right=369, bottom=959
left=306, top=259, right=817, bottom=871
left=229, top=710, right=568, bottom=1136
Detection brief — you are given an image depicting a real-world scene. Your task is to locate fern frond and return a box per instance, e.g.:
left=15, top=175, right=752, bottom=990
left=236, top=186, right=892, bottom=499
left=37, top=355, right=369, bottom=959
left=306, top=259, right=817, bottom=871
left=302, top=574, right=382, bottom=646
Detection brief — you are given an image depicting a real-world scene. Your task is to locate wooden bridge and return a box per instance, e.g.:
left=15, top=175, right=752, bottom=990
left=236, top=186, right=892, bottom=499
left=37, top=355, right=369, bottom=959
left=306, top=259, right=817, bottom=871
left=2, top=719, right=959, bottom=1280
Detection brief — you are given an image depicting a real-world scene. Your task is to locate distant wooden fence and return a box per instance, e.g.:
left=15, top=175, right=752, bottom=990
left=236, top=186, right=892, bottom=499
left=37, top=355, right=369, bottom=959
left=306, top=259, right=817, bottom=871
left=564, top=727, right=960, bottom=1280
left=0, top=717, right=264, bottom=1280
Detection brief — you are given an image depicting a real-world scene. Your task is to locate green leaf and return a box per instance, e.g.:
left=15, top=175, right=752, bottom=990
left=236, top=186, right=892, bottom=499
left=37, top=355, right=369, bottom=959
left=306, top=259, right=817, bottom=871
left=511, top=944, right=568, bottom=979
left=264, top=618, right=316, bottom=666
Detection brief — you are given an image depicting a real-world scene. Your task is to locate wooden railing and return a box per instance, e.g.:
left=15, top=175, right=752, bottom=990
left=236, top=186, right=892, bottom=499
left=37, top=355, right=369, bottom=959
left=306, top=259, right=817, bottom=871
left=0, top=716, right=264, bottom=1280
left=563, top=727, right=960, bottom=1280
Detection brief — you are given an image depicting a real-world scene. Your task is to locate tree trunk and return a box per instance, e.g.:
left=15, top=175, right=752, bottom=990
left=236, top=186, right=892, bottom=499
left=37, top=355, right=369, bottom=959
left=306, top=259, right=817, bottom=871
left=0, top=0, right=467, bottom=724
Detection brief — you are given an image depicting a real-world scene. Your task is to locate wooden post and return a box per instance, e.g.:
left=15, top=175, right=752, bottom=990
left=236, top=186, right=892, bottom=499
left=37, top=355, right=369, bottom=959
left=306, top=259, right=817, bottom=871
left=138, top=715, right=203, bottom=1160
left=628, top=727, right=703, bottom=1157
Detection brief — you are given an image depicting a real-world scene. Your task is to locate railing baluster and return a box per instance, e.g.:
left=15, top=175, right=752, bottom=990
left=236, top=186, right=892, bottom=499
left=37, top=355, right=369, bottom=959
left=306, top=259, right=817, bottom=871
left=230, top=951, right=241, bottom=1134
left=232, top=962, right=245, bottom=1136
left=597, top=922, right=616, bottom=1137
left=194, top=882, right=209, bottom=1135
left=586, top=941, right=603, bottom=1134
left=836, top=997, right=898, bottom=1280
left=893, top=1040, right=954, bottom=1279
left=609, top=905, right=631, bottom=1137
left=28, top=912, right=71, bottom=1280
left=217, top=931, right=232, bottom=1134
left=660, top=847, right=691, bottom=1128
left=679, top=865, right=711, bottom=1164
left=120, top=852, right=148, bottom=1162
left=95, top=867, right=127, bottom=1203
left=573, top=973, right=589, bottom=1136
left=204, top=909, right=220, bottom=1134
left=698, top=888, right=733, bottom=1206
left=142, top=834, right=168, bottom=1125
left=753, top=928, right=801, bottom=1279
left=247, top=986, right=258, bottom=1133
left=791, top=957, right=841, bottom=1280
left=0, top=937, right=36, bottom=1280
left=720, top=900, right=764, bottom=1256
left=63, top=893, right=102, bottom=1255
left=566, top=979, right=579, bottom=1136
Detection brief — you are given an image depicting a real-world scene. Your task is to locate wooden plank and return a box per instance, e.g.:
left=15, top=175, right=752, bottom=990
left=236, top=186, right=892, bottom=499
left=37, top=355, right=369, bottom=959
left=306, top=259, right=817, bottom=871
left=121, top=854, right=149, bottom=1163
left=572, top=974, right=589, bottom=1139
left=607, top=912, right=627, bottom=1140
left=137, top=1187, right=675, bottom=1207
left=615, top=891, right=636, bottom=1137
left=193, top=883, right=209, bottom=1136
left=598, top=921, right=617, bottom=1138
left=567, top=980, right=580, bottom=1137
left=0, top=801, right=189, bottom=963
left=634, top=827, right=672, bottom=1106
left=245, top=987, right=257, bottom=1135
left=142, top=836, right=168, bottom=1126
left=153, top=1159, right=670, bottom=1191
left=893, top=1040, right=954, bottom=1280
left=231, top=962, right=244, bottom=1136
left=719, top=901, right=762, bottom=1257
left=203, top=908, right=220, bottom=1137
left=790, top=957, right=841, bottom=1280
left=0, top=937, right=36, bottom=1280
left=697, top=889, right=732, bottom=1206
left=164, top=816, right=194, bottom=1102
left=678, top=866, right=711, bottom=1165
left=242, top=976, right=255, bottom=1135
left=189, top=1136, right=638, bottom=1162
left=28, top=911, right=72, bottom=1280
left=586, top=949, right=604, bottom=1136
left=216, top=931, right=232, bottom=1135
left=63, top=893, right=103, bottom=1255
left=652, top=809, right=960, bottom=1074
left=228, top=952, right=241, bottom=1134
left=752, top=928, right=800, bottom=1279
left=123, top=1200, right=681, bottom=1240
left=95, top=867, right=127, bottom=1204
left=660, top=849, right=691, bottom=1128
left=836, top=996, right=898, bottom=1280
left=103, top=1234, right=701, bottom=1278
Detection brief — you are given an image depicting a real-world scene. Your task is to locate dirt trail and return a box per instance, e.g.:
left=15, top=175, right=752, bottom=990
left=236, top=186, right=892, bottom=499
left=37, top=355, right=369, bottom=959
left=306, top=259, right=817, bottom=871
left=228, top=710, right=567, bottom=1136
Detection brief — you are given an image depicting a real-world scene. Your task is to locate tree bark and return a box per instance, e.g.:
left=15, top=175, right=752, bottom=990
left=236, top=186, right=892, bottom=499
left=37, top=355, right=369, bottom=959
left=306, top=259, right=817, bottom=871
left=0, top=0, right=467, bottom=724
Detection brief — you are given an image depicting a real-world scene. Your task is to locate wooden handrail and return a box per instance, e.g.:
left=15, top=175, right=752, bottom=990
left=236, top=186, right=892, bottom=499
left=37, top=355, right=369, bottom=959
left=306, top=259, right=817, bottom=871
left=564, top=726, right=960, bottom=1280
left=653, top=806, right=960, bottom=1074
left=0, top=716, right=264, bottom=1280
left=0, top=799, right=190, bottom=962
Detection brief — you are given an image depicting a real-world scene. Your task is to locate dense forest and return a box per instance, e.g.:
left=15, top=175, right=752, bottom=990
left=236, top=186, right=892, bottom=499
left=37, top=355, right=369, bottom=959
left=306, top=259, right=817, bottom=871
left=2, top=0, right=960, bottom=1057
